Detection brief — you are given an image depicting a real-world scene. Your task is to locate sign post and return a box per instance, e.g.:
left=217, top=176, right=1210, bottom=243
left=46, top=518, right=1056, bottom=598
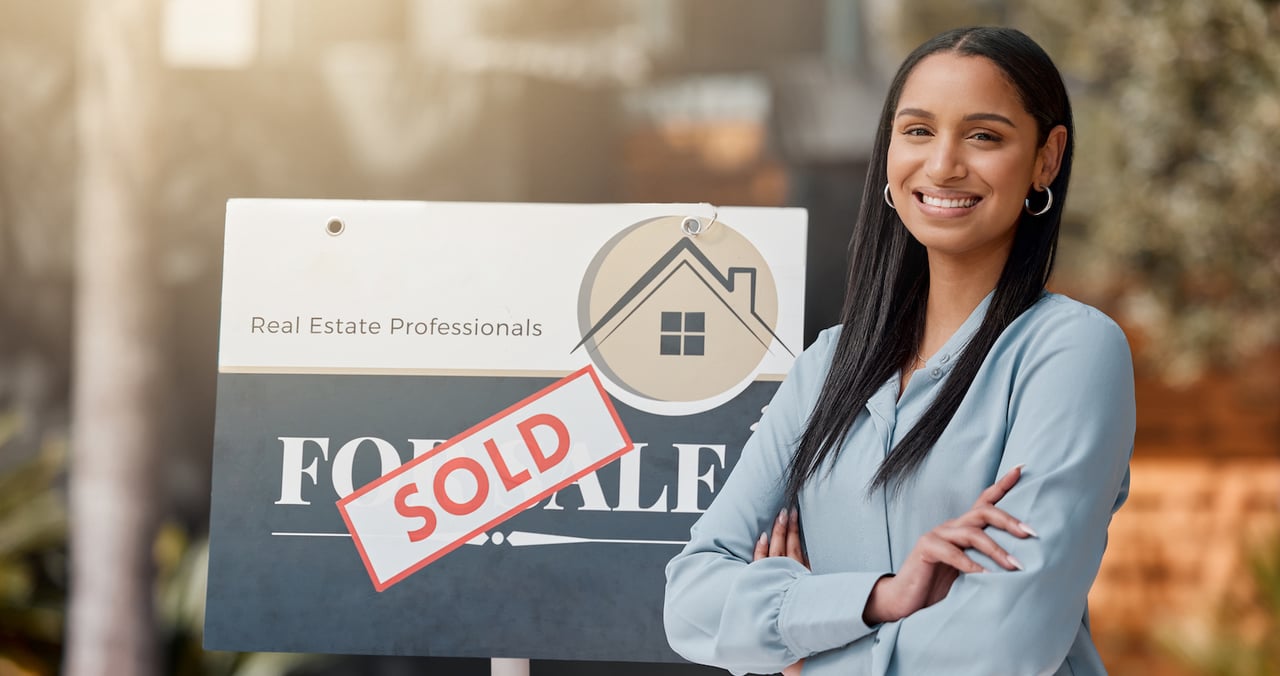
left=490, top=658, right=529, bottom=676
left=207, top=200, right=806, bottom=663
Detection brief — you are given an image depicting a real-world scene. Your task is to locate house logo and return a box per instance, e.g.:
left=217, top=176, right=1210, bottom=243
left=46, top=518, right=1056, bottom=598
left=573, top=215, right=792, bottom=415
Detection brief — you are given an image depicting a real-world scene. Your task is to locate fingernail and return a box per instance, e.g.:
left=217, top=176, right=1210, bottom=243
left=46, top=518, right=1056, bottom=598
left=790, top=507, right=798, bottom=522
left=758, top=532, right=768, bottom=546
left=1013, top=463, right=1026, bottom=473
left=1008, top=555, right=1025, bottom=571
left=1019, top=522, right=1039, bottom=538
left=778, top=508, right=788, bottom=524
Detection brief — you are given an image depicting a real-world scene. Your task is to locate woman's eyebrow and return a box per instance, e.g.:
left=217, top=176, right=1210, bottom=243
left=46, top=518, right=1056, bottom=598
left=963, top=112, right=1017, bottom=127
left=896, top=107, right=934, bottom=119
left=894, top=108, right=1017, bottom=128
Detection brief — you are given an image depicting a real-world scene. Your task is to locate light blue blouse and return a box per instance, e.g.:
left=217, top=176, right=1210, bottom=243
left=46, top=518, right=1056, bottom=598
left=664, top=292, right=1136, bottom=676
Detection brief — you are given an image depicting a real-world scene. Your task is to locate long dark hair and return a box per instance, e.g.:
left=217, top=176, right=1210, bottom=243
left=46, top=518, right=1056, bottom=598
left=784, top=27, right=1075, bottom=502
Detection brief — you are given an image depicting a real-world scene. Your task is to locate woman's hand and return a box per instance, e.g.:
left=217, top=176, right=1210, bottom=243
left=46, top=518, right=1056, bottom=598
left=754, top=507, right=807, bottom=676
left=754, top=507, right=808, bottom=569
left=863, top=465, right=1037, bottom=626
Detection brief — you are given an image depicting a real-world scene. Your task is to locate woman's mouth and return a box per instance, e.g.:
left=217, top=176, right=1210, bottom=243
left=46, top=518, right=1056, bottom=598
left=916, top=192, right=981, bottom=209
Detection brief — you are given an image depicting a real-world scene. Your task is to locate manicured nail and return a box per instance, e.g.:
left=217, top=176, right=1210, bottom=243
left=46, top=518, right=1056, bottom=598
left=778, top=508, right=788, bottom=524
left=758, top=532, right=768, bottom=546
left=1019, top=522, right=1039, bottom=538
left=790, top=507, right=798, bottom=522
left=1013, top=463, right=1026, bottom=473
left=1008, top=555, right=1024, bottom=571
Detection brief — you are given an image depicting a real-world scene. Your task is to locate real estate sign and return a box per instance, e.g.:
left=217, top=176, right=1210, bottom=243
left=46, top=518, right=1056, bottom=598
left=206, top=200, right=806, bottom=661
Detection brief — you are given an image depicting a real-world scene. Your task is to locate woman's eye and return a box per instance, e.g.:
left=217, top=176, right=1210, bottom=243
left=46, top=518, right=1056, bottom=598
left=971, top=132, right=1002, bottom=142
left=904, top=128, right=931, bottom=137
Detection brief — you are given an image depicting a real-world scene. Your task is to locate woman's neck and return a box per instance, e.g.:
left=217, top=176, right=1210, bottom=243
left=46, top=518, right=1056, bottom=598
left=918, top=247, right=1007, bottom=359
left=898, top=241, right=1010, bottom=399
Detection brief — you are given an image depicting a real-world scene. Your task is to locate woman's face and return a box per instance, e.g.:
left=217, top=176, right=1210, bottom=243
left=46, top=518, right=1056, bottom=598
left=886, top=52, right=1064, bottom=264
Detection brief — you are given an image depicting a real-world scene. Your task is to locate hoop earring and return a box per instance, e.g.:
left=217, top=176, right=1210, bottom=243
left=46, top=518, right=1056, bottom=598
left=883, top=184, right=896, bottom=209
left=1025, top=185, right=1053, bottom=216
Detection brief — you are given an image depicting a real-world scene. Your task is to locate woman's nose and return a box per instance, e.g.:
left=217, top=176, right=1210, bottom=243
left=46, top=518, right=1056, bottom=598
left=925, top=140, right=966, bottom=182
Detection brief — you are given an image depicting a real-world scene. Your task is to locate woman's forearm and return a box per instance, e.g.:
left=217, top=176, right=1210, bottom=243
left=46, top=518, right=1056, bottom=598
left=861, top=574, right=902, bottom=626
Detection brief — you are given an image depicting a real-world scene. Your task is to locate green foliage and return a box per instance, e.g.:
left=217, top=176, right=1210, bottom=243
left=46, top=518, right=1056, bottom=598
left=0, top=412, right=321, bottom=675
left=0, top=414, right=67, bottom=675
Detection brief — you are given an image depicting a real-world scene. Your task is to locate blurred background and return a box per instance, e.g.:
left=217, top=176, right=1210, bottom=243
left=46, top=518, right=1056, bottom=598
left=0, top=0, right=1276, bottom=674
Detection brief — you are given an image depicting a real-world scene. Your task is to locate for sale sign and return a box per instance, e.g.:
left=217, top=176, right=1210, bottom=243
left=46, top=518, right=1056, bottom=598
left=206, top=200, right=806, bottom=661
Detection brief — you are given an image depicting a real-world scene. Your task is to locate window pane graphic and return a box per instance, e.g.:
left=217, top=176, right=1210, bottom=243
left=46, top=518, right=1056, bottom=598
left=661, top=311, right=683, bottom=332
left=659, top=311, right=705, bottom=356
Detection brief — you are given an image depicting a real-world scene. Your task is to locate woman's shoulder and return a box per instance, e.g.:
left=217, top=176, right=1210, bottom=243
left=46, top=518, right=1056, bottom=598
left=789, top=325, right=843, bottom=375
left=1002, top=292, right=1132, bottom=363
left=810, top=324, right=844, bottom=352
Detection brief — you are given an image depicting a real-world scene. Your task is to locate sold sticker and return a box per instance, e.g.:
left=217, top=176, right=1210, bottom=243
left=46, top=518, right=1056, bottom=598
left=337, top=366, right=633, bottom=591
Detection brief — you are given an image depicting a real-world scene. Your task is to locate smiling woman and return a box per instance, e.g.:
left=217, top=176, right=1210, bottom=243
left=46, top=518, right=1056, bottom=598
left=664, top=27, right=1135, bottom=676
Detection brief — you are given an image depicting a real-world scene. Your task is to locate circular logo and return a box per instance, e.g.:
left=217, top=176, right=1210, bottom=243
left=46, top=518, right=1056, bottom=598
left=574, top=216, right=787, bottom=415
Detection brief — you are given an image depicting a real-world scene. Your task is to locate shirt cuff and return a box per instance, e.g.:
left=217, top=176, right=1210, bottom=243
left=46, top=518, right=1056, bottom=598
left=778, top=571, right=885, bottom=656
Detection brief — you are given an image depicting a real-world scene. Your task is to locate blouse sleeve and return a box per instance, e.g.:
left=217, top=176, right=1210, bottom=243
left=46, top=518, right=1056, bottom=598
left=663, top=329, right=886, bottom=675
left=811, top=308, right=1135, bottom=676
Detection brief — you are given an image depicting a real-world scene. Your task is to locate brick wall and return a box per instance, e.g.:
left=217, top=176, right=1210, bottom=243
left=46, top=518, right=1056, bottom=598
left=1133, top=348, right=1280, bottom=458
left=1091, top=457, right=1280, bottom=674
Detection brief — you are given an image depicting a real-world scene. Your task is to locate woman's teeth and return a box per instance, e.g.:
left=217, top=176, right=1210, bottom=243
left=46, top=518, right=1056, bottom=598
left=919, top=194, right=979, bottom=209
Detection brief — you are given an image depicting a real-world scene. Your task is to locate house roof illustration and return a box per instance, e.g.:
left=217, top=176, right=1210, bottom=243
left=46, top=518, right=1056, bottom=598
left=572, top=237, right=793, bottom=357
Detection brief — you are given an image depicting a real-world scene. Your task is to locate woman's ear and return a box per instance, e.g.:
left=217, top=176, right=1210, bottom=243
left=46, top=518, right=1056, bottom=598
left=1034, top=124, right=1069, bottom=187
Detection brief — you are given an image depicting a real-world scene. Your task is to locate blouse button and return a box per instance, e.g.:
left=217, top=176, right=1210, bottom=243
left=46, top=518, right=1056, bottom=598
left=931, top=367, right=942, bottom=379
left=939, top=353, right=951, bottom=364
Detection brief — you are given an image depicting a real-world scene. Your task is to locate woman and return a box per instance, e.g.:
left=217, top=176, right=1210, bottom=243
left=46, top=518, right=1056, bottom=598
left=664, top=27, right=1135, bottom=676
